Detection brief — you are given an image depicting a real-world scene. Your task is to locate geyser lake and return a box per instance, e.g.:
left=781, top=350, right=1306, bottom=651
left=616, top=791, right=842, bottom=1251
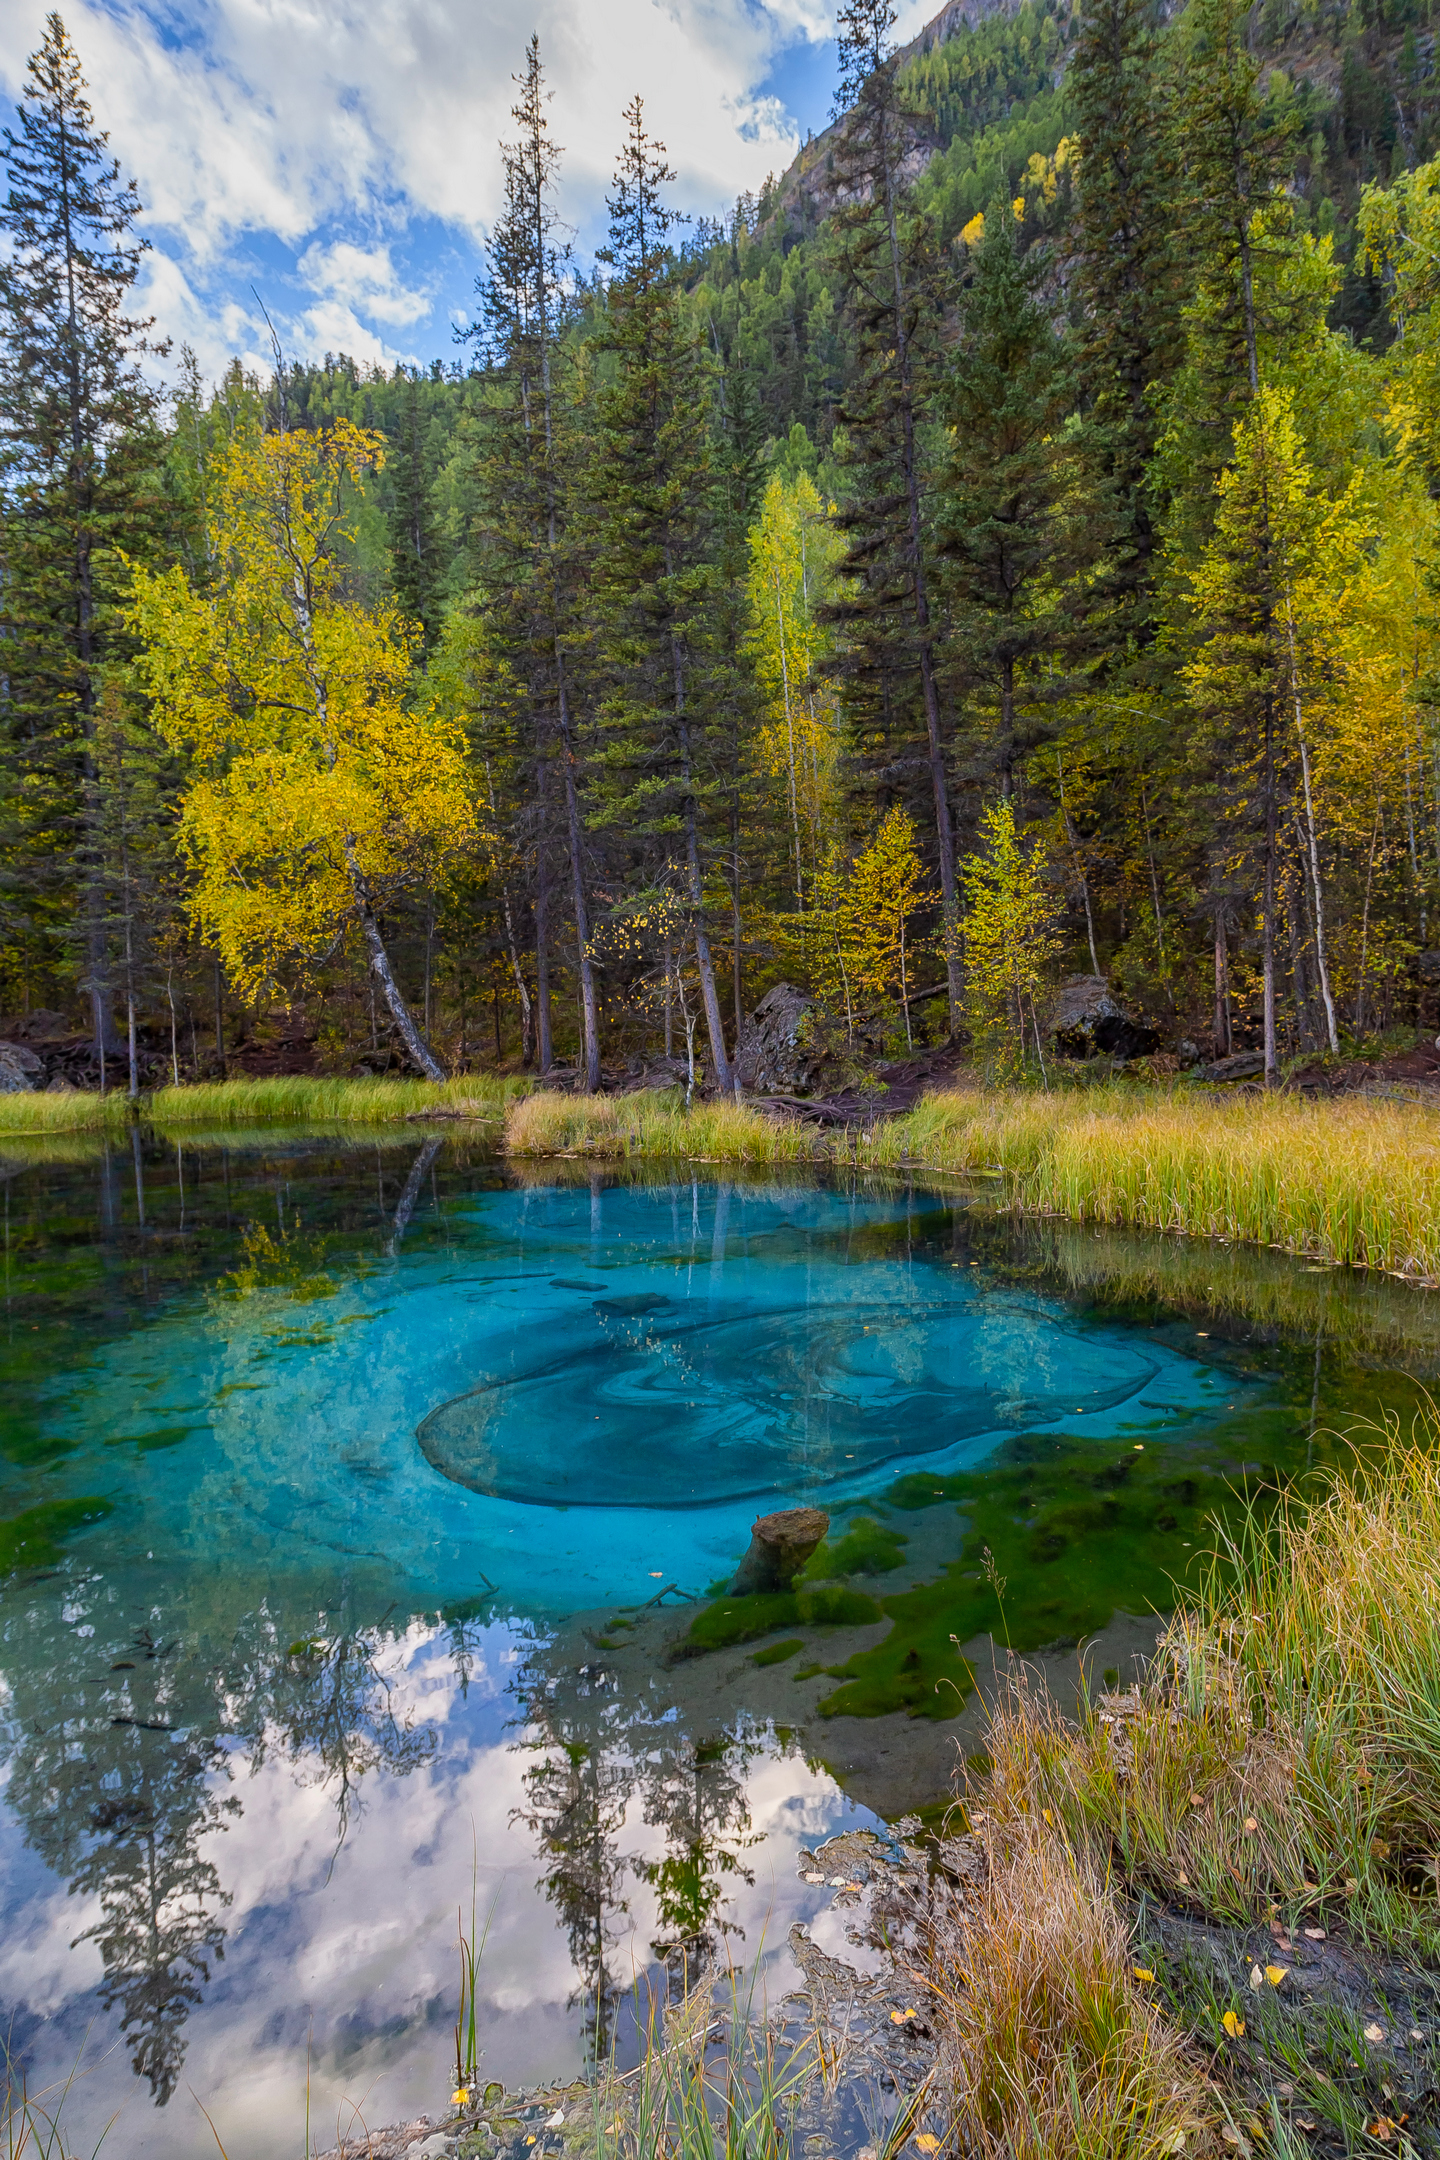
left=1, top=1128, right=1433, bottom=2156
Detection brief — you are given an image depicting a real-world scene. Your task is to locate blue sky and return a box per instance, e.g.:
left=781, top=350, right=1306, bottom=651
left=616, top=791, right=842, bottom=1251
left=0, top=0, right=929, bottom=385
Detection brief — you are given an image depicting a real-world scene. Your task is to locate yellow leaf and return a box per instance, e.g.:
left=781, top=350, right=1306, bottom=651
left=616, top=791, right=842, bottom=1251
left=1042, top=1809, right=1053, bottom=1825
left=1132, top=1967, right=1156, bottom=1983
left=452, top=2090, right=470, bottom=2106
left=915, top=2138, right=941, bottom=2155
left=1265, top=1965, right=1289, bottom=1986
left=1222, top=2010, right=1245, bottom=2039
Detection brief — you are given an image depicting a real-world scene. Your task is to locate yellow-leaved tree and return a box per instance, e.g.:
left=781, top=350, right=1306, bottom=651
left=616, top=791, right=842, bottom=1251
left=745, top=470, right=844, bottom=909
left=809, top=807, right=936, bottom=1048
left=960, top=798, right=1062, bottom=1070
left=127, top=419, right=477, bottom=1079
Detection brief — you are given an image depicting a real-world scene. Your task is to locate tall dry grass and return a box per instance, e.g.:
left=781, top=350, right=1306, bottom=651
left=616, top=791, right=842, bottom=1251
left=504, top=1083, right=1440, bottom=1281
left=983, top=1412, right=1440, bottom=1957
left=871, top=1087, right=1440, bottom=1281
left=505, top=1089, right=817, bottom=1163
left=920, top=1816, right=1218, bottom=2160
left=0, top=1073, right=524, bottom=1136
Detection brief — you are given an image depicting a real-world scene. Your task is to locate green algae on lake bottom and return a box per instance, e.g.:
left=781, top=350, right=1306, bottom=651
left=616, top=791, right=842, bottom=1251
left=3, top=1136, right=1440, bottom=2156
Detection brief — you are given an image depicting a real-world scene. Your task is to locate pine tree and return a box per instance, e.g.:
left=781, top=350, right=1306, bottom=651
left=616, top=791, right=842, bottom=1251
left=0, top=12, right=165, bottom=1053
left=585, top=99, right=736, bottom=1095
left=1070, top=0, right=1181, bottom=611
left=389, top=374, right=441, bottom=653
left=467, top=37, right=601, bottom=1087
left=938, top=202, right=1102, bottom=792
left=825, top=0, right=963, bottom=1030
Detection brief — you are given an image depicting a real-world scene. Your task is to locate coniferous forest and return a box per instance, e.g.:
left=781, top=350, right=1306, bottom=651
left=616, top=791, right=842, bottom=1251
left=6, top=0, right=1440, bottom=1095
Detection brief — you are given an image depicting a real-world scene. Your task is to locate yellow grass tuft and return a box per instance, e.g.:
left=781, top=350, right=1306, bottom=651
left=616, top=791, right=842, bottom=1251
left=504, top=1088, right=818, bottom=1163
left=922, top=1814, right=1216, bottom=2160
left=0, top=1073, right=525, bottom=1135
left=983, top=1410, right=1440, bottom=1958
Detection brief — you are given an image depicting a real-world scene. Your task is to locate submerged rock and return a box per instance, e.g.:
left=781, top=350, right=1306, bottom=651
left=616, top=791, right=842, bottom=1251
left=1047, top=977, right=1159, bottom=1062
left=727, top=1506, right=829, bottom=1595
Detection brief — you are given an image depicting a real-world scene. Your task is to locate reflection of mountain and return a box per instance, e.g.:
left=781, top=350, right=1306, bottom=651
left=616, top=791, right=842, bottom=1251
left=506, top=1628, right=770, bottom=2046
left=0, top=1571, right=434, bottom=2102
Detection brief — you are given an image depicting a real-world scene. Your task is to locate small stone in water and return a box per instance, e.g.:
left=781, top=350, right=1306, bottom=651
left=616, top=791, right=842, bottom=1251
left=804, top=1871, right=825, bottom=1883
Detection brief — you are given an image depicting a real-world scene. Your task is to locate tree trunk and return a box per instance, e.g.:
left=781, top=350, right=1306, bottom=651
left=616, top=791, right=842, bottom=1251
left=359, top=905, right=445, bottom=1080
left=555, top=654, right=601, bottom=1092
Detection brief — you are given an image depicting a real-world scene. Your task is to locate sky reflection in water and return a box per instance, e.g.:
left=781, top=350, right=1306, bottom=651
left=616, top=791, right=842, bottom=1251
left=0, top=1134, right=1393, bottom=2155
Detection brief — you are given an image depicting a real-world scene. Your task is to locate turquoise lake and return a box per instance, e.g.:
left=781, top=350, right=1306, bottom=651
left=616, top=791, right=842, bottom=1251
left=1, top=1128, right=1432, bottom=2156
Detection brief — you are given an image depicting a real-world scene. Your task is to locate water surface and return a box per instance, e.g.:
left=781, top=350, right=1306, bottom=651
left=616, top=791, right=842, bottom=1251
left=0, top=1131, right=1431, bottom=2154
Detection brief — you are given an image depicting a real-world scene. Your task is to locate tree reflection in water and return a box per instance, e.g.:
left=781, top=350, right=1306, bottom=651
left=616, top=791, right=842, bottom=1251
left=0, top=1573, right=434, bottom=2104
left=507, top=1632, right=772, bottom=2057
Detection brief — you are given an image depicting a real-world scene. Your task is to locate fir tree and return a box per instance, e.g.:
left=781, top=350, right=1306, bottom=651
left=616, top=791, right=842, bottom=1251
left=1070, top=0, right=1181, bottom=610
left=389, top=374, right=441, bottom=653
left=0, top=12, right=165, bottom=1058
left=938, top=202, right=1102, bottom=793
left=586, top=99, right=736, bottom=1095
left=467, top=36, right=601, bottom=1086
left=825, top=0, right=963, bottom=1029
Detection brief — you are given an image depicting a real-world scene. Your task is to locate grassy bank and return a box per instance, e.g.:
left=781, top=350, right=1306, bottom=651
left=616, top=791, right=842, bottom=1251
left=507, top=1084, right=1440, bottom=1281
left=0, top=1072, right=526, bottom=1136
left=913, top=1414, right=1440, bottom=2155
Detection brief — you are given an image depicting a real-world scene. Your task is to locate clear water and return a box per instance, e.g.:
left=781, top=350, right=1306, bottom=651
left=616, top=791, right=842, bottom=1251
left=0, top=1132, right=1432, bottom=2155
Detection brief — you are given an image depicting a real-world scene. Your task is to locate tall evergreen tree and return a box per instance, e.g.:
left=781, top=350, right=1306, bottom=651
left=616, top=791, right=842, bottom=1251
left=1070, top=0, right=1181, bottom=613
left=825, top=0, right=963, bottom=1028
left=389, top=374, right=441, bottom=654
left=586, top=99, right=736, bottom=1095
left=939, top=204, right=1104, bottom=794
left=0, top=12, right=165, bottom=1055
left=467, top=36, right=601, bottom=1087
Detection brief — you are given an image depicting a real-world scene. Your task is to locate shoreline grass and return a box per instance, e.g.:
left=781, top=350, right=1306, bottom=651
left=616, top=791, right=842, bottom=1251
left=0, top=1072, right=527, bottom=1136
left=915, top=1413, right=1440, bottom=2154
left=506, top=1083, right=1440, bottom=1282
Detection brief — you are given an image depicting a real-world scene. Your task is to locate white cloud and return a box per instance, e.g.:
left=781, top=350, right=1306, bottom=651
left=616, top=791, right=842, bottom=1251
left=298, top=240, right=430, bottom=326
left=0, top=0, right=837, bottom=376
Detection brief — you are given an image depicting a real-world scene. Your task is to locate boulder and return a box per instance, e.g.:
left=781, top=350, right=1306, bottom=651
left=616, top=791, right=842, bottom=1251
left=1047, top=977, right=1159, bottom=1062
left=0, top=1041, right=42, bottom=1094
left=735, top=983, right=837, bottom=1095
left=1197, top=1051, right=1266, bottom=1082
left=726, top=1507, right=830, bottom=1596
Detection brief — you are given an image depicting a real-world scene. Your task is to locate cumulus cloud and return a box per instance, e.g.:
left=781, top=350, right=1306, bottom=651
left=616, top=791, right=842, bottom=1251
left=0, top=0, right=840, bottom=376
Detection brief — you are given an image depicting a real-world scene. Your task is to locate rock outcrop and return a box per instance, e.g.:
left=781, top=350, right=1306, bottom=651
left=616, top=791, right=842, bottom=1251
left=735, top=983, right=843, bottom=1095
left=1047, top=977, right=1159, bottom=1062
left=0, top=1041, right=42, bottom=1093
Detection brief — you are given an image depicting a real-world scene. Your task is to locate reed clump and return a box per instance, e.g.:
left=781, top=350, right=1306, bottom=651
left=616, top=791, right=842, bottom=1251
left=0, top=1072, right=525, bottom=1135
left=505, top=1088, right=816, bottom=1163
left=982, top=1411, right=1440, bottom=1960
left=921, top=1818, right=1217, bottom=2160
left=0, top=1087, right=128, bottom=1134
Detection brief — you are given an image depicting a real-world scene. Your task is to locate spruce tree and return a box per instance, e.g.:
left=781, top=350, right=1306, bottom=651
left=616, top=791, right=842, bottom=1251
left=389, top=373, right=441, bottom=653
left=825, top=0, right=963, bottom=1029
left=938, top=203, right=1102, bottom=791
left=1070, top=0, right=1181, bottom=613
left=585, top=100, right=736, bottom=1095
left=467, top=37, right=601, bottom=1087
left=0, top=12, right=165, bottom=1053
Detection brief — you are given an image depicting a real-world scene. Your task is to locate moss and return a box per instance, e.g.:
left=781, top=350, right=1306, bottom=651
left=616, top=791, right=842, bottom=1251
left=797, top=1581, right=883, bottom=1626
left=678, top=1591, right=799, bottom=1656
left=816, top=1411, right=1314, bottom=1720
left=0, top=1496, right=113, bottom=1577
left=799, top=1515, right=909, bottom=1579
left=752, top=1637, right=804, bottom=1667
